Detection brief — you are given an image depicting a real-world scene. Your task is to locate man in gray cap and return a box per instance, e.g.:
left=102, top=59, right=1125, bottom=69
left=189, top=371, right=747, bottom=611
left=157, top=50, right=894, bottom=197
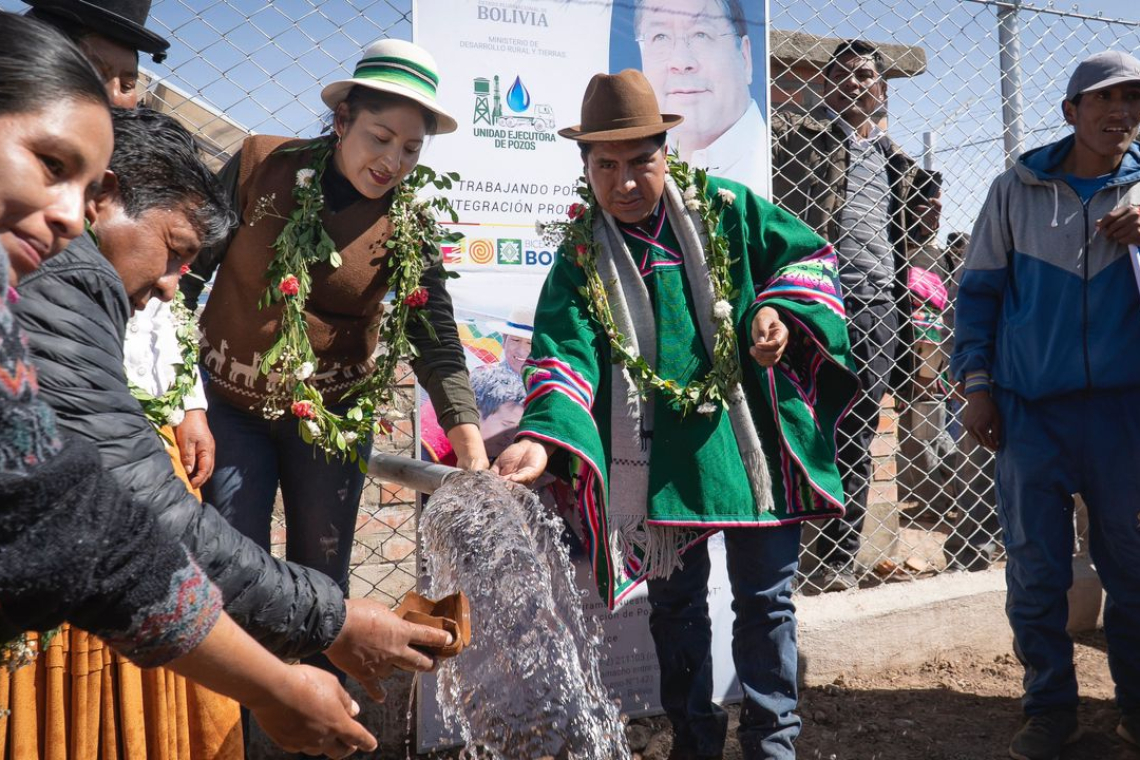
left=951, top=51, right=1140, bottom=760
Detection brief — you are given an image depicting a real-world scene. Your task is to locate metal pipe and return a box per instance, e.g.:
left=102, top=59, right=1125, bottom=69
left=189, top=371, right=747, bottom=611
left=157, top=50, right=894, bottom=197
left=997, top=0, right=1026, bottom=168
left=367, top=452, right=461, bottom=495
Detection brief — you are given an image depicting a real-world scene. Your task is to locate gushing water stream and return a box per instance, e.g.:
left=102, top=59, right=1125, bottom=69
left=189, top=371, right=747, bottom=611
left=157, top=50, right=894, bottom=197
left=420, top=471, right=631, bottom=760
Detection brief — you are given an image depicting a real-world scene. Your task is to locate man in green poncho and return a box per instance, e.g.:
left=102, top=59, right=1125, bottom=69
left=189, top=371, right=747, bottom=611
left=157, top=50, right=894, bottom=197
left=494, top=70, right=858, bottom=760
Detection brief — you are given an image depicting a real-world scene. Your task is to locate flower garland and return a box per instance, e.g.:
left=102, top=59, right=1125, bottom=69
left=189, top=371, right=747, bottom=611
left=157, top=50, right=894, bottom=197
left=2, top=629, right=58, bottom=674
left=128, top=277, right=201, bottom=433
left=539, top=156, right=741, bottom=417
left=252, top=136, right=461, bottom=467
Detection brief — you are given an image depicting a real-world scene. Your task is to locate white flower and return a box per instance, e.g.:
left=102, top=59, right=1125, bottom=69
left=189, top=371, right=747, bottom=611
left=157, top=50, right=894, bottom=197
left=343, top=431, right=359, bottom=446
left=697, top=402, right=718, bottom=415
left=713, top=300, right=733, bottom=321
left=685, top=198, right=701, bottom=212
left=169, top=408, right=186, bottom=427
left=683, top=184, right=698, bottom=201
left=296, top=168, right=316, bottom=187
left=535, top=220, right=547, bottom=236
left=295, top=361, right=315, bottom=381
left=717, top=188, right=736, bottom=205
left=304, top=420, right=322, bottom=438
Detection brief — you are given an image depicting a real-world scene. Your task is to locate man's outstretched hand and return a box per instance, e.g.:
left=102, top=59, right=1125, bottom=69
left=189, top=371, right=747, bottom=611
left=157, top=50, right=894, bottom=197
left=492, top=437, right=553, bottom=486
left=325, top=598, right=453, bottom=701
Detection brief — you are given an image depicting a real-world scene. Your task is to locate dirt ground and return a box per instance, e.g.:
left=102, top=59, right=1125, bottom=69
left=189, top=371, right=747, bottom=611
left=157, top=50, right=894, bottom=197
left=635, top=630, right=1134, bottom=760
left=421, top=629, right=1137, bottom=760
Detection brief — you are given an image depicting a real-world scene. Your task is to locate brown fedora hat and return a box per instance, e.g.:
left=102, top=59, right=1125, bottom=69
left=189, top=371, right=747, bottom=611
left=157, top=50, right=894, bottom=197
left=558, top=69, right=683, bottom=143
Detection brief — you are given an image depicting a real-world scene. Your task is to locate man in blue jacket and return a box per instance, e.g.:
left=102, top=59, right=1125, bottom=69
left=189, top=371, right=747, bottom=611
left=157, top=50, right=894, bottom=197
left=951, top=52, right=1140, bottom=760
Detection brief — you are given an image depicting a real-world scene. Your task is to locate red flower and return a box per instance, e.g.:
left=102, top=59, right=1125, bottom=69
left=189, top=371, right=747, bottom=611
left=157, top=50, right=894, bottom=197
left=575, top=244, right=588, bottom=257
left=291, top=400, right=315, bottom=419
left=403, top=287, right=429, bottom=309
left=179, top=264, right=190, bottom=276
left=568, top=203, right=586, bottom=220
left=279, top=275, right=300, bottom=297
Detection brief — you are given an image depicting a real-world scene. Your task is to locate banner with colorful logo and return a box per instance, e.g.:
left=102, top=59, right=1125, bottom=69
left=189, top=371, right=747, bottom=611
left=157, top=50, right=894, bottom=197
left=413, top=0, right=770, bottom=749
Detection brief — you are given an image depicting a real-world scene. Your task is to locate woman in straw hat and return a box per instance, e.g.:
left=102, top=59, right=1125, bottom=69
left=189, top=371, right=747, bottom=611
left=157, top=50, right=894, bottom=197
left=182, top=39, right=487, bottom=642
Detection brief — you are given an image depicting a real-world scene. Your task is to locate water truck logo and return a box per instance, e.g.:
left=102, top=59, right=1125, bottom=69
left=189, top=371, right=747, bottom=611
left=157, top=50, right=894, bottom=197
left=468, top=239, right=495, bottom=265
left=471, top=74, right=558, bottom=152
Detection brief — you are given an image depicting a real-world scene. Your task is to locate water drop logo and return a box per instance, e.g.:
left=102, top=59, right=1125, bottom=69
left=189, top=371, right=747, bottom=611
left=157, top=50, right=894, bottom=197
left=506, top=75, right=531, bottom=113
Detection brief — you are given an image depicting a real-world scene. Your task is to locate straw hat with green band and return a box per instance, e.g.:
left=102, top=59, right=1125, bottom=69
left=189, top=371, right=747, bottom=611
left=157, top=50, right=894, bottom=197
left=321, top=38, right=458, bottom=135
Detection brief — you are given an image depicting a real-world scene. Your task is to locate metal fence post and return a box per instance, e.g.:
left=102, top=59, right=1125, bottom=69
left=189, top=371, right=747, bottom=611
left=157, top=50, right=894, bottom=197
left=922, top=131, right=937, bottom=171
left=998, top=0, right=1026, bottom=167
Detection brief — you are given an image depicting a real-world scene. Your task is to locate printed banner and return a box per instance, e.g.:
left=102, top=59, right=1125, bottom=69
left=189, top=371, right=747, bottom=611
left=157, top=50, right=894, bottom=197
left=413, top=0, right=770, bottom=749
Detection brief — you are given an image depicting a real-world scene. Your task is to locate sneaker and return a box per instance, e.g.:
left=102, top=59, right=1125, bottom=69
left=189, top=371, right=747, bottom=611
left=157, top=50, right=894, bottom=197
left=814, top=563, right=858, bottom=593
left=1118, top=710, right=1140, bottom=747
left=1008, top=710, right=1080, bottom=760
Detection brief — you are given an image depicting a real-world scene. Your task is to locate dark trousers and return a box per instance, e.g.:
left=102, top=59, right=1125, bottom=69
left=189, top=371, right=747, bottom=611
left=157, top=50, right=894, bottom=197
left=647, top=525, right=802, bottom=759
left=994, top=387, right=1140, bottom=715
left=201, top=385, right=370, bottom=599
left=817, top=301, right=899, bottom=570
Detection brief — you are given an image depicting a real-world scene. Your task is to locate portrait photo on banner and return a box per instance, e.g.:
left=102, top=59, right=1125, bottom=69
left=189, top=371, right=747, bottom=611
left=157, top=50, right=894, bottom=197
left=609, top=0, right=771, bottom=198
left=418, top=0, right=772, bottom=482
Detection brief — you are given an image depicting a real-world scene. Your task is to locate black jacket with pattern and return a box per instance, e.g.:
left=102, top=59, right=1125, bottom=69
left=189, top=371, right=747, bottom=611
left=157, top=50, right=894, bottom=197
left=15, top=234, right=346, bottom=659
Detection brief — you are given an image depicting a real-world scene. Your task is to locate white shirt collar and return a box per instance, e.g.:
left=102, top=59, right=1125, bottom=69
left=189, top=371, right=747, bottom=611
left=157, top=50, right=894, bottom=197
left=823, top=106, right=885, bottom=148
left=685, top=101, right=770, bottom=197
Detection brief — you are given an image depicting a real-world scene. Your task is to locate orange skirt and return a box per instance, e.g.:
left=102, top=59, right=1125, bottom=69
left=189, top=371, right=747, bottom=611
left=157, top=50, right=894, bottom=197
left=0, top=429, right=243, bottom=759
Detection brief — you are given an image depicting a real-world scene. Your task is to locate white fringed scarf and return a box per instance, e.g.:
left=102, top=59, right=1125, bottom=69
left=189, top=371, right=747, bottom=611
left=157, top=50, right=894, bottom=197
left=593, top=175, right=773, bottom=579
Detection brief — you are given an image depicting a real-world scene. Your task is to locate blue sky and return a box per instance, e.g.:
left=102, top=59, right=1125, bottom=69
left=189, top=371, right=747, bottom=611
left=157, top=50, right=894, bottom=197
left=4, top=0, right=1138, bottom=235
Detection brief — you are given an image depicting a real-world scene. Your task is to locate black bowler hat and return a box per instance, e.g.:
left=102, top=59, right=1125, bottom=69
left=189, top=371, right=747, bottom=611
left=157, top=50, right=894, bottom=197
left=24, top=0, right=170, bottom=62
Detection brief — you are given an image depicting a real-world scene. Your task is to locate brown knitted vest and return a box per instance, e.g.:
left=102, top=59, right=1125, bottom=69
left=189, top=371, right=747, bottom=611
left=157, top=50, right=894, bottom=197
left=198, top=135, right=394, bottom=411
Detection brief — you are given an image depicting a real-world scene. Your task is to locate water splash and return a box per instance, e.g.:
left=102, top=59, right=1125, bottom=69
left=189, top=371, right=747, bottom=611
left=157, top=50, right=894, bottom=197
left=506, top=75, right=531, bottom=113
left=421, top=471, right=630, bottom=760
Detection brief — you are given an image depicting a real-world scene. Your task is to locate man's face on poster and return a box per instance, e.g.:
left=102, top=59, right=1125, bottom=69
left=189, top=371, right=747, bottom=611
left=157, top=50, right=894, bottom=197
left=635, top=0, right=752, bottom=153
left=502, top=334, right=532, bottom=376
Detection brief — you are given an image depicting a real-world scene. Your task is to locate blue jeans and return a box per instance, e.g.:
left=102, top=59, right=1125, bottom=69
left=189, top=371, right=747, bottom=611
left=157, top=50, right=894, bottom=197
left=647, top=524, right=802, bottom=759
left=201, top=384, right=372, bottom=601
left=994, top=387, right=1140, bottom=715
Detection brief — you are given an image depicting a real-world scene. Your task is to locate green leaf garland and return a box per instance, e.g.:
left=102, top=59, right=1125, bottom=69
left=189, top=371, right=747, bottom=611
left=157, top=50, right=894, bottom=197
left=538, top=155, right=741, bottom=417
left=251, top=137, right=461, bottom=470
left=128, top=287, right=201, bottom=440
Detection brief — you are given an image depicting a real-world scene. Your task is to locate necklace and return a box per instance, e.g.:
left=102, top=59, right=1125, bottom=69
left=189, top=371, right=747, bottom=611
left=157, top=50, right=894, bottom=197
left=539, top=156, right=741, bottom=416
left=252, top=137, right=461, bottom=467
left=128, top=287, right=201, bottom=433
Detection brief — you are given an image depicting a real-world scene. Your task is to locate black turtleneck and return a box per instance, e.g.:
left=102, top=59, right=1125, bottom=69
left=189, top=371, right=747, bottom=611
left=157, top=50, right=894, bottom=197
left=321, top=153, right=366, bottom=214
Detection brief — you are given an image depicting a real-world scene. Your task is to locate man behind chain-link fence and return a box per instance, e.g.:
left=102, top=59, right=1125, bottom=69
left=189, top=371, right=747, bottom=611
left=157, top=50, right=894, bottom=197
left=772, top=39, right=942, bottom=591
left=951, top=51, right=1140, bottom=760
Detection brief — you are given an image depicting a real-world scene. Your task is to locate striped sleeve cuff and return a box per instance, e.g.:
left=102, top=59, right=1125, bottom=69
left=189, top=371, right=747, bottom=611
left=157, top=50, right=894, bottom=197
left=963, top=370, right=992, bottom=395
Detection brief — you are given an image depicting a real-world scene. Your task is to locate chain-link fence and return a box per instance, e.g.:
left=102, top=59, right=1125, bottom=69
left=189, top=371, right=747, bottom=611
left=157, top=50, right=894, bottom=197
left=6, top=0, right=1135, bottom=603
left=769, top=0, right=1139, bottom=592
